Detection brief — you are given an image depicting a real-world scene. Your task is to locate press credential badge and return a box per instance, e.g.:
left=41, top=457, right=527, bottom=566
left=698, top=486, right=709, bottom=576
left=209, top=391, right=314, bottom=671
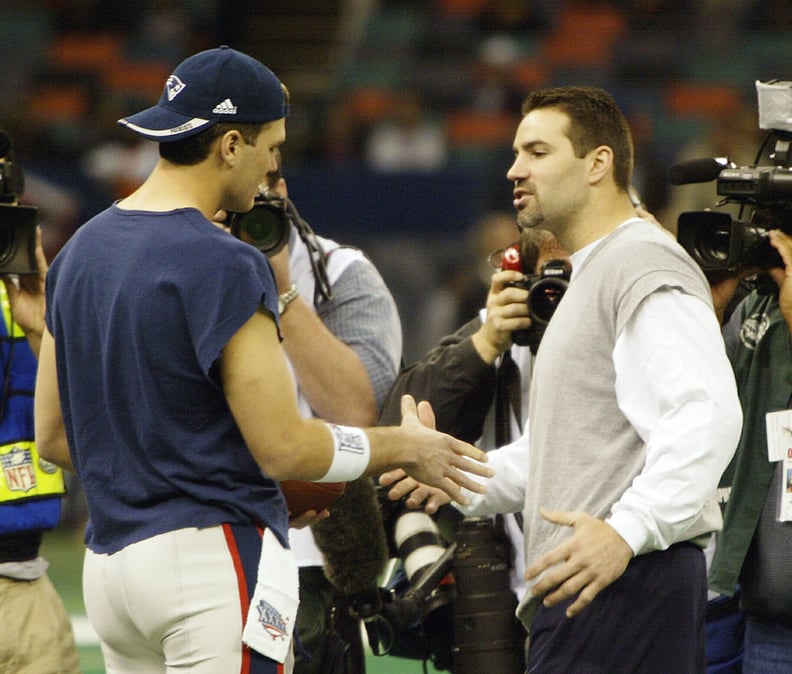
left=764, top=410, right=792, bottom=522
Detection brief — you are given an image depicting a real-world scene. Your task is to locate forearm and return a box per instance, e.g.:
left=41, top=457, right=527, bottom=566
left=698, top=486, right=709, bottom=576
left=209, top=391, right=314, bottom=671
left=223, top=308, right=492, bottom=501
left=609, top=396, right=741, bottom=554
left=23, top=329, right=42, bottom=359
left=380, top=319, right=496, bottom=441
left=280, top=297, right=378, bottom=425
left=33, top=329, right=74, bottom=471
left=454, top=430, right=529, bottom=515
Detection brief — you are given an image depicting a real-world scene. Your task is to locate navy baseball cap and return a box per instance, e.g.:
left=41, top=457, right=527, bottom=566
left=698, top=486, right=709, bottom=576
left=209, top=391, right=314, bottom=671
left=118, top=46, right=289, bottom=142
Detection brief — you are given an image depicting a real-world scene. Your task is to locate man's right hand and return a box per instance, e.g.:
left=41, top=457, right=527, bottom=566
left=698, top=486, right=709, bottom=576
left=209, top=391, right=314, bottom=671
left=380, top=396, right=475, bottom=512
left=472, top=269, right=531, bottom=363
left=395, top=395, right=492, bottom=506
left=379, top=468, right=452, bottom=514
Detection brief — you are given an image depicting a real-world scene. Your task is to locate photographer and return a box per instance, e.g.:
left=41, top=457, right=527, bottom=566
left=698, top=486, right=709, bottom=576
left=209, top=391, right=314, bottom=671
left=376, top=226, right=568, bottom=672
left=0, top=143, right=80, bottom=672
left=707, top=232, right=792, bottom=669
left=260, top=153, right=402, bottom=674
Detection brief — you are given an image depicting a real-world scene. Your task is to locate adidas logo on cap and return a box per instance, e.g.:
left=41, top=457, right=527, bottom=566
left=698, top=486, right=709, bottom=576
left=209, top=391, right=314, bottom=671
left=213, top=98, right=237, bottom=114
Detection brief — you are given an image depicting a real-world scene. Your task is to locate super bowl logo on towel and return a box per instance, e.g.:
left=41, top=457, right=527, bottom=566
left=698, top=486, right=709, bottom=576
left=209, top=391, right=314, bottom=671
left=255, top=598, right=289, bottom=641
left=1, top=446, right=36, bottom=492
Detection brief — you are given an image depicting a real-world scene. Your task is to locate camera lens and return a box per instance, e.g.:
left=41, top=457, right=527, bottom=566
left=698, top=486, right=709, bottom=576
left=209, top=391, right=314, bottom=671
left=529, top=279, right=567, bottom=324
left=0, top=203, right=37, bottom=274
left=0, top=223, right=14, bottom=265
left=229, top=198, right=291, bottom=257
left=394, top=511, right=448, bottom=584
left=696, top=224, right=731, bottom=265
left=452, top=517, right=524, bottom=672
left=236, top=205, right=289, bottom=255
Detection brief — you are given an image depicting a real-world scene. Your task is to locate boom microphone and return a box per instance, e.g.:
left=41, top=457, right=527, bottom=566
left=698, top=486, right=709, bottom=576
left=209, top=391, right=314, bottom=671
left=668, top=157, right=733, bottom=185
left=312, top=476, right=389, bottom=610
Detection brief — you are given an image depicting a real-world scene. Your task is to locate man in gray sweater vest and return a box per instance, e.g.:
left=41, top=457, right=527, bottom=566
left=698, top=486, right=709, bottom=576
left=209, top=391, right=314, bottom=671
left=382, top=86, right=742, bottom=672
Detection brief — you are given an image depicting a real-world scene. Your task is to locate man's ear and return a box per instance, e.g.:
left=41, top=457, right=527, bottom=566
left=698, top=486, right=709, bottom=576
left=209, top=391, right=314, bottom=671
left=587, top=145, right=613, bottom=186
left=218, top=130, right=243, bottom=166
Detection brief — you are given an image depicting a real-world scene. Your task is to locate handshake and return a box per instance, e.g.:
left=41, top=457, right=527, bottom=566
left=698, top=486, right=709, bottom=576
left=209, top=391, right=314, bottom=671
left=379, top=395, right=491, bottom=515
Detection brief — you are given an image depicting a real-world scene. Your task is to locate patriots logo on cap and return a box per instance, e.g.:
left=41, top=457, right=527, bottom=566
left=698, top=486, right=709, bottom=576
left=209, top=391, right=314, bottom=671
left=166, top=75, right=186, bottom=101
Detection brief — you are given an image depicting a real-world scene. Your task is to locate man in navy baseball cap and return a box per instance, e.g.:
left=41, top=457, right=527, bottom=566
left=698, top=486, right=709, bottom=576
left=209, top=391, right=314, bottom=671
left=119, top=45, right=290, bottom=141
left=36, top=40, right=493, bottom=674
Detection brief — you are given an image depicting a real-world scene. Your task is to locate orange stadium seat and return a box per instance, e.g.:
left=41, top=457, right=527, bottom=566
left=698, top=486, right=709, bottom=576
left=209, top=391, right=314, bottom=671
left=664, top=83, right=742, bottom=117
left=47, top=31, right=124, bottom=73
left=29, top=84, right=91, bottom=123
left=446, top=110, right=517, bottom=147
left=105, top=61, right=172, bottom=101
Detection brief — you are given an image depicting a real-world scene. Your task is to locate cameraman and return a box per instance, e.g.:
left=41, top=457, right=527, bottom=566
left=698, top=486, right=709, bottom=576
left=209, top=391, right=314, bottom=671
left=708, top=229, right=792, bottom=670
left=262, top=153, right=402, bottom=674
left=0, top=218, right=80, bottom=672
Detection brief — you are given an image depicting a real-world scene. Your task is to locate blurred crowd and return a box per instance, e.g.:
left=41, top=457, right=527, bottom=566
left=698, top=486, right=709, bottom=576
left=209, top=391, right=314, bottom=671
left=2, top=0, right=791, bottom=368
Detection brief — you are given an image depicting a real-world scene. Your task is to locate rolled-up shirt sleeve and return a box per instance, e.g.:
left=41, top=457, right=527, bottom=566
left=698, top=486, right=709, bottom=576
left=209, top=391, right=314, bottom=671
left=609, top=287, right=742, bottom=555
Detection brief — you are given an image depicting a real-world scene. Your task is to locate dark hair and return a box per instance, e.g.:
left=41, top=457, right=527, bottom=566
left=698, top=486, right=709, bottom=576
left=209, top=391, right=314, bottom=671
left=158, top=122, right=266, bottom=165
left=521, top=86, right=633, bottom=191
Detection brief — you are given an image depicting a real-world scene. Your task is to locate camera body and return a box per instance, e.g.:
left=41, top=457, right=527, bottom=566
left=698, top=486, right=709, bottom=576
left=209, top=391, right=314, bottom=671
left=675, top=81, right=792, bottom=274
left=501, top=243, right=569, bottom=353
left=227, top=191, right=291, bottom=257
left=0, top=131, right=38, bottom=275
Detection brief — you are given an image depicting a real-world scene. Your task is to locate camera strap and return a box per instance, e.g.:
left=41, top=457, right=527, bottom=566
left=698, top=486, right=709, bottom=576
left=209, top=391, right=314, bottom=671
left=495, top=349, right=524, bottom=532
left=495, top=350, right=522, bottom=447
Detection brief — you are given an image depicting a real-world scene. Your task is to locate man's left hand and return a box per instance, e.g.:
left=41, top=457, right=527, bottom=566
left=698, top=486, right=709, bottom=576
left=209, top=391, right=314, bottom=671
left=3, top=226, right=48, bottom=343
left=525, top=508, right=633, bottom=618
left=289, top=508, right=330, bottom=529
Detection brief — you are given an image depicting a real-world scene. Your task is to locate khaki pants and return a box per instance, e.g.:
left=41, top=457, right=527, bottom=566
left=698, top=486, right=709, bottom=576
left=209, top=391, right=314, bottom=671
left=0, top=574, right=81, bottom=674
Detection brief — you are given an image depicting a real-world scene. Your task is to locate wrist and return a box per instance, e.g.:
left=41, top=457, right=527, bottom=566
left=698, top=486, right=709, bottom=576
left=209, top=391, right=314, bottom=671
left=278, top=284, right=299, bottom=315
left=316, top=424, right=371, bottom=482
left=471, top=330, right=503, bottom=364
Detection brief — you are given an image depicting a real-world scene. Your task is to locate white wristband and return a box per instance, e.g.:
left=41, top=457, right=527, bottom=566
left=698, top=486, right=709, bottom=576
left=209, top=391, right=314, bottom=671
left=317, top=424, right=371, bottom=482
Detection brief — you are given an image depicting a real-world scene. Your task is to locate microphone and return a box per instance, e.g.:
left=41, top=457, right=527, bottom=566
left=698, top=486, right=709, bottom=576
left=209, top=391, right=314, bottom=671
left=668, top=157, right=733, bottom=185
left=311, top=476, right=389, bottom=611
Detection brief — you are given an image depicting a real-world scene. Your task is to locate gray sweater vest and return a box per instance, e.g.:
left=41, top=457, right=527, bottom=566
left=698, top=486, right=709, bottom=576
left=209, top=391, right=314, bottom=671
left=517, top=219, right=718, bottom=626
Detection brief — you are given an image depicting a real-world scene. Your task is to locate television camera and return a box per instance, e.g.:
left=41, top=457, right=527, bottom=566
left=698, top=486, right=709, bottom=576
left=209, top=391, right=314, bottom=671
left=673, top=80, right=792, bottom=278
left=0, top=129, right=38, bottom=275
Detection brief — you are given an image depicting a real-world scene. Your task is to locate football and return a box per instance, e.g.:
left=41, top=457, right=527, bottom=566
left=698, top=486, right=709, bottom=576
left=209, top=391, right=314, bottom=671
left=280, top=480, right=346, bottom=516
